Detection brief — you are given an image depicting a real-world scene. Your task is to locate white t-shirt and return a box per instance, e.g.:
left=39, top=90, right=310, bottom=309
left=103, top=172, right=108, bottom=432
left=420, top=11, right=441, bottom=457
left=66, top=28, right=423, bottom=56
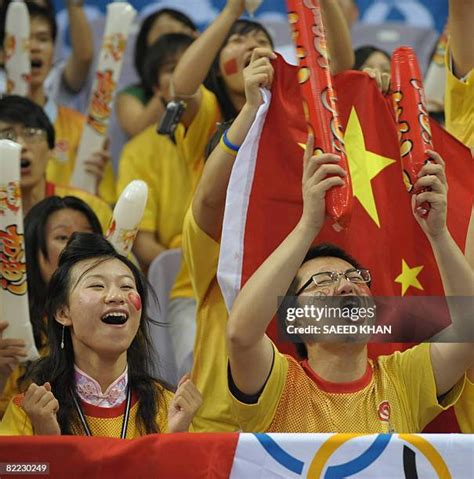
left=0, top=61, right=90, bottom=113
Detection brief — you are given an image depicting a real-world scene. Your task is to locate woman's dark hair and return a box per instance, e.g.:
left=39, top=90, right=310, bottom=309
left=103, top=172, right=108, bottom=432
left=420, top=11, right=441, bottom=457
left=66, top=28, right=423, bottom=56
left=143, top=33, right=194, bottom=96
left=25, top=232, right=168, bottom=435
left=204, top=19, right=274, bottom=122
left=134, top=9, right=197, bottom=88
left=24, top=196, right=102, bottom=349
left=354, top=45, right=391, bottom=71
left=0, top=95, right=55, bottom=148
left=278, top=243, right=368, bottom=359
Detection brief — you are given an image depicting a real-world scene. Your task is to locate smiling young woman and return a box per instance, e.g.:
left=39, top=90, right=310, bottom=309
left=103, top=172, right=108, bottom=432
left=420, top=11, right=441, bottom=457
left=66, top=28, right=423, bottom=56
left=0, top=233, right=202, bottom=437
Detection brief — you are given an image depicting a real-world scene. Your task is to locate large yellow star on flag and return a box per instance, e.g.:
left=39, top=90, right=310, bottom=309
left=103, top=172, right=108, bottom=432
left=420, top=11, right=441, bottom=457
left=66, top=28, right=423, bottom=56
left=395, top=259, right=424, bottom=296
left=299, top=107, right=396, bottom=227
left=344, top=108, right=396, bottom=227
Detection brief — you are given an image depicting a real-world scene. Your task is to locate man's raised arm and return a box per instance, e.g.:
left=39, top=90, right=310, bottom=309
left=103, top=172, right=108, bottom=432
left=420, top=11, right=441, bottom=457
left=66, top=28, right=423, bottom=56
left=412, top=150, right=474, bottom=395
left=227, top=135, right=346, bottom=395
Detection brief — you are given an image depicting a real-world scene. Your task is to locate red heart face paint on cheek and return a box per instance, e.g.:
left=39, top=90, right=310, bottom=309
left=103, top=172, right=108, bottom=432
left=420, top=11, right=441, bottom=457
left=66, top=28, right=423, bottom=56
left=128, top=292, right=142, bottom=311
left=223, top=58, right=238, bottom=75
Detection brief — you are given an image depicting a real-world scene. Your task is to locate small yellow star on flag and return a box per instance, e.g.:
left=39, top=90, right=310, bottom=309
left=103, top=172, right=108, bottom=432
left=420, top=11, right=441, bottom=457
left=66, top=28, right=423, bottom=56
left=395, top=259, right=424, bottom=296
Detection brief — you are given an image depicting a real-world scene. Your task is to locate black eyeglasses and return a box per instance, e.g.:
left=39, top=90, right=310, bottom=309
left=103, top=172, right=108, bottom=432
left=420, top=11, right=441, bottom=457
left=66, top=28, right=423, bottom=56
left=0, top=127, right=47, bottom=144
left=295, top=268, right=371, bottom=296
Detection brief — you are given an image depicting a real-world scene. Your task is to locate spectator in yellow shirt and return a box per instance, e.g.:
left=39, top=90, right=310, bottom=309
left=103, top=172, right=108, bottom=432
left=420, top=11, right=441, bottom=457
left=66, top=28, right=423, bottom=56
left=0, top=95, right=112, bottom=231
left=226, top=135, right=472, bottom=433
left=13, top=3, right=115, bottom=204
left=171, top=0, right=277, bottom=399
left=181, top=44, right=277, bottom=432
left=118, top=33, right=219, bottom=384
left=0, top=233, right=202, bottom=436
left=172, top=0, right=274, bottom=140
left=181, top=0, right=355, bottom=432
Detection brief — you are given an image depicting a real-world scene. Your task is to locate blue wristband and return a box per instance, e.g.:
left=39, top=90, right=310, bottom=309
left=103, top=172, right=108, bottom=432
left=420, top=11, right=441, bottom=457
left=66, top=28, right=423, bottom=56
left=222, top=129, right=240, bottom=153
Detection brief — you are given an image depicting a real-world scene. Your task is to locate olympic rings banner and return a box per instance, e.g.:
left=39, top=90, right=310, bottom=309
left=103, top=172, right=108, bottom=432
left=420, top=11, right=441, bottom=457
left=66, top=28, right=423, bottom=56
left=230, top=433, right=473, bottom=478
left=0, top=433, right=472, bottom=478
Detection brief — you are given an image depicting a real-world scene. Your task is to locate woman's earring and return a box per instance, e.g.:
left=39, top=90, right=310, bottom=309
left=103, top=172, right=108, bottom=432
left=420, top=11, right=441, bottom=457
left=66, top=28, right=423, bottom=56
left=61, top=325, right=65, bottom=350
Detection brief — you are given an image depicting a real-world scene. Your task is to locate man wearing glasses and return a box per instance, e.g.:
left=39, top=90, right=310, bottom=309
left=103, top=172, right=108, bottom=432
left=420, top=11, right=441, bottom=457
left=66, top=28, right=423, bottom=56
left=0, top=95, right=111, bottom=231
left=226, top=135, right=473, bottom=433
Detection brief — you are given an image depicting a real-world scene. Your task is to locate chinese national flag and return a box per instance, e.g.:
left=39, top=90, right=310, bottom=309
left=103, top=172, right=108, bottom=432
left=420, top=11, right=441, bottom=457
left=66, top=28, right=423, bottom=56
left=217, top=56, right=473, bottom=432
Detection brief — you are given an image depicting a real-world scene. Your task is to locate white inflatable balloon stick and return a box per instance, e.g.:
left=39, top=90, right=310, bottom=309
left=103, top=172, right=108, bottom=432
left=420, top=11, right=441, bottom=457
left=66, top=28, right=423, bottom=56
left=70, top=2, right=137, bottom=194
left=4, top=0, right=31, bottom=96
left=0, top=140, right=39, bottom=362
left=106, top=180, right=148, bottom=257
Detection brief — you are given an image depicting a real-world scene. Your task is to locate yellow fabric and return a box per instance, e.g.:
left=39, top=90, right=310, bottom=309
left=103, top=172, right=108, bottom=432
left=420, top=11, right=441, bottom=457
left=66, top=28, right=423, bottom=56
left=0, top=341, right=48, bottom=419
left=444, top=46, right=474, bottom=147
left=0, top=397, right=33, bottom=435
left=0, top=366, right=22, bottom=418
left=46, top=105, right=117, bottom=205
left=175, top=86, right=221, bottom=184
left=53, top=183, right=113, bottom=233
left=230, top=343, right=464, bottom=433
left=182, top=208, right=239, bottom=432
left=118, top=127, right=189, bottom=246
left=0, top=387, right=173, bottom=437
left=117, top=86, right=220, bottom=300
left=455, top=376, right=473, bottom=433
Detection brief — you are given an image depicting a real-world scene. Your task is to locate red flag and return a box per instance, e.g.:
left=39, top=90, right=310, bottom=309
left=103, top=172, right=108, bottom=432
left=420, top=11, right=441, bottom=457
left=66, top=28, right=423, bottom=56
left=217, top=56, right=473, bottom=431
left=0, top=434, right=238, bottom=477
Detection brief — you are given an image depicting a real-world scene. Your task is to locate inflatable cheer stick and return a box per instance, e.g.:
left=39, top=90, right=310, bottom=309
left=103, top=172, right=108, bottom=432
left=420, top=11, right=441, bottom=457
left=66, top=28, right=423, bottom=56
left=70, top=2, right=136, bottom=194
left=4, top=0, right=30, bottom=96
left=0, top=140, right=39, bottom=362
left=106, top=180, right=148, bottom=257
left=392, top=46, right=433, bottom=216
left=287, top=0, right=352, bottom=229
